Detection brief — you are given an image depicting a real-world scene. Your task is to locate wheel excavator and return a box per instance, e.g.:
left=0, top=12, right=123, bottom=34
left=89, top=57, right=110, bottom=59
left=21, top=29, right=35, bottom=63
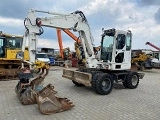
left=0, top=31, right=29, bottom=80
left=16, top=9, right=145, bottom=114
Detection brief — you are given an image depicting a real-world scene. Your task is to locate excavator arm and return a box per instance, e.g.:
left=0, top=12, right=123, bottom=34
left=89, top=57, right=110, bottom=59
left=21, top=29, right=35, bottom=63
left=22, top=9, right=98, bottom=69
left=15, top=9, right=83, bottom=114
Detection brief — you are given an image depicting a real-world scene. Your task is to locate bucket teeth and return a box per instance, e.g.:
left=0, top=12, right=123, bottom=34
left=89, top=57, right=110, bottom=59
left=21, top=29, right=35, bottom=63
left=36, top=84, right=75, bottom=115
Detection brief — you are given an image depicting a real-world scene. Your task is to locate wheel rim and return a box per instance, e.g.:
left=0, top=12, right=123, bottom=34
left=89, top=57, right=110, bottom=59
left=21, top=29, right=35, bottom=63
left=101, top=78, right=111, bottom=91
left=132, top=75, right=138, bottom=86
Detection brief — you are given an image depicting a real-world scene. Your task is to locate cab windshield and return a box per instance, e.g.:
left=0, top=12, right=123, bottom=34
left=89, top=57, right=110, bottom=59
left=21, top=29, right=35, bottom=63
left=101, top=35, right=114, bottom=61
left=36, top=54, right=48, bottom=58
left=7, top=37, right=22, bottom=49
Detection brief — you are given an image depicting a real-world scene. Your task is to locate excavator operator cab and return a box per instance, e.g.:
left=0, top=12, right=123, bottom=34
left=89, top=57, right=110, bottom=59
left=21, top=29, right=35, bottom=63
left=101, top=29, right=115, bottom=62
left=0, top=37, right=5, bottom=57
left=0, top=32, right=23, bottom=58
left=101, top=29, right=132, bottom=70
left=7, top=38, right=22, bottom=49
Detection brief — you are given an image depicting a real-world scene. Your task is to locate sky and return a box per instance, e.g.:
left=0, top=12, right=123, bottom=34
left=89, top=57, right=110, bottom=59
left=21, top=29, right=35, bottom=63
left=0, top=0, right=160, bottom=51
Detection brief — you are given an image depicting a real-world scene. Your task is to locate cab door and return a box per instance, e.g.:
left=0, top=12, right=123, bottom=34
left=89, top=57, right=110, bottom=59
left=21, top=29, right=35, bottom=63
left=124, top=32, right=132, bottom=63
left=114, top=31, right=132, bottom=69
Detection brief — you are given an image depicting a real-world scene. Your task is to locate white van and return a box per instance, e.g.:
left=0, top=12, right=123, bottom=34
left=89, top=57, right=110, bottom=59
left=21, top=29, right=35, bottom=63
left=36, top=53, right=50, bottom=64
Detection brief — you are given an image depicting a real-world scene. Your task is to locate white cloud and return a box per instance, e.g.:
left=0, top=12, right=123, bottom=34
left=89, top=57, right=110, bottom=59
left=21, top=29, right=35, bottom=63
left=80, top=0, right=108, bottom=15
left=82, top=0, right=160, bottom=50
left=37, top=38, right=75, bottom=51
left=0, top=17, right=23, bottom=27
left=0, top=0, right=160, bottom=51
left=80, top=0, right=135, bottom=16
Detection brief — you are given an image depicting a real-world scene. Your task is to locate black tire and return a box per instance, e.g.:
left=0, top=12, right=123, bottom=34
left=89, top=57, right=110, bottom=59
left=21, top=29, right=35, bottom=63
left=122, top=80, right=128, bottom=88
left=93, top=73, right=113, bottom=95
left=91, top=72, right=100, bottom=92
left=72, top=80, right=84, bottom=86
left=125, top=72, right=139, bottom=89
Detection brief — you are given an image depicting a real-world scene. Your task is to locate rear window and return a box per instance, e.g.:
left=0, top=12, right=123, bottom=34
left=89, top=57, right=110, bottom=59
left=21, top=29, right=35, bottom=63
left=36, top=54, right=48, bottom=58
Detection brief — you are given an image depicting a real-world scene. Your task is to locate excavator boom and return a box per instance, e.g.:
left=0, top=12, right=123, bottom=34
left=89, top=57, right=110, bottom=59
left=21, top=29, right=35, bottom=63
left=56, top=29, right=64, bottom=59
left=22, top=9, right=98, bottom=69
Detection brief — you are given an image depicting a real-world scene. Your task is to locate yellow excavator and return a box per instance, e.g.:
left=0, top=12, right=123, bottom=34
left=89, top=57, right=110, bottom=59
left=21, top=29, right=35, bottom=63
left=131, top=50, right=153, bottom=71
left=0, top=31, right=29, bottom=80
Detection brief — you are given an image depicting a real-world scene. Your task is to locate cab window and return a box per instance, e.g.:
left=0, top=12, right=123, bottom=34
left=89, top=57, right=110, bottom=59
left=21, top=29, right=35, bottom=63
left=126, top=33, right=131, bottom=51
left=116, top=34, right=125, bottom=49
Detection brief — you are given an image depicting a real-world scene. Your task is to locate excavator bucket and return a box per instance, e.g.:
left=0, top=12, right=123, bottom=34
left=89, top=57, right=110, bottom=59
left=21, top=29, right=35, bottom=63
left=15, top=68, right=74, bottom=114
left=15, top=72, right=37, bottom=105
left=62, top=69, right=92, bottom=86
left=36, top=84, right=75, bottom=115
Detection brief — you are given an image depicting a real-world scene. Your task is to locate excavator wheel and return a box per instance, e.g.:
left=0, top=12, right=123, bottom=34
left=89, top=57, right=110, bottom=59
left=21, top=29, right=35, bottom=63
left=36, top=84, right=75, bottom=115
left=91, top=72, right=100, bottom=92
left=122, top=80, right=128, bottom=88
left=92, top=73, right=113, bottom=95
left=124, top=71, right=139, bottom=89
